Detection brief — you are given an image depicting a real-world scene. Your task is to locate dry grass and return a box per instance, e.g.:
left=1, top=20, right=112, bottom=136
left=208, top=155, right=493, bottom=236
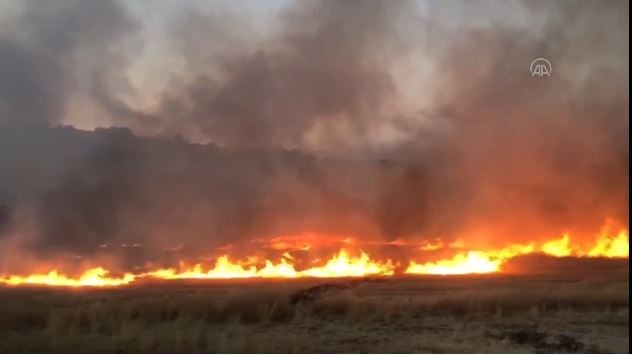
left=0, top=275, right=628, bottom=353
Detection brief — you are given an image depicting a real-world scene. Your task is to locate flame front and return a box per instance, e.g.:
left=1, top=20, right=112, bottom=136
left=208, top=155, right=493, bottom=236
left=541, top=234, right=573, bottom=257
left=587, top=229, right=629, bottom=258
left=300, top=250, right=394, bottom=277
left=406, top=251, right=501, bottom=275
left=0, top=225, right=628, bottom=287
left=406, top=243, right=535, bottom=275
left=0, top=267, right=136, bottom=287
left=405, top=227, right=628, bottom=275
left=144, top=250, right=394, bottom=280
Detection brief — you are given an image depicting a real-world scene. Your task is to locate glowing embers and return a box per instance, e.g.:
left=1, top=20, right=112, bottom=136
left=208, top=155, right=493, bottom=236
left=0, top=267, right=136, bottom=287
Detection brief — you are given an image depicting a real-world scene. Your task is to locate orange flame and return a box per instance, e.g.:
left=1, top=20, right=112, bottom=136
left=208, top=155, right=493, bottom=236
left=587, top=229, right=629, bottom=258
left=0, top=250, right=392, bottom=286
left=541, top=234, right=573, bottom=257
left=144, top=250, right=394, bottom=280
left=299, top=250, right=394, bottom=277
left=0, top=225, right=628, bottom=287
left=406, top=243, right=534, bottom=275
left=406, top=228, right=628, bottom=275
left=0, top=267, right=136, bottom=287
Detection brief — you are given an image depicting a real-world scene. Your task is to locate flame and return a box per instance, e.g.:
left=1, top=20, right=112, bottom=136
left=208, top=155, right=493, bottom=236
left=300, top=250, right=394, bottom=277
left=0, top=225, right=628, bottom=287
left=144, top=256, right=301, bottom=279
left=406, top=243, right=534, bottom=275
left=406, top=251, right=501, bottom=275
left=587, top=229, right=629, bottom=258
left=541, top=234, right=573, bottom=257
left=539, top=228, right=629, bottom=258
left=0, top=267, right=136, bottom=287
left=144, top=250, right=393, bottom=280
left=144, top=257, right=259, bottom=279
left=406, top=228, right=628, bottom=275
left=0, top=250, right=394, bottom=286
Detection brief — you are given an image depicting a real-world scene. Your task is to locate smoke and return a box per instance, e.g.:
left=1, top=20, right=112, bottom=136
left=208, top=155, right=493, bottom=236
left=0, top=39, right=65, bottom=125
left=104, top=1, right=415, bottom=150
left=424, top=0, right=629, bottom=244
left=0, top=0, right=628, bottom=272
left=0, top=0, right=137, bottom=127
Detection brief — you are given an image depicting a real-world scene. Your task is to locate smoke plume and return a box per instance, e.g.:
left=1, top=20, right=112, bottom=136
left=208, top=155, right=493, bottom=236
left=0, top=0, right=627, bottom=272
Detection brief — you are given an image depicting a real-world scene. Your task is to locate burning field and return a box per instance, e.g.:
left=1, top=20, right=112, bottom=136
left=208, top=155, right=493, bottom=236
left=0, top=0, right=629, bottom=353
left=0, top=223, right=628, bottom=287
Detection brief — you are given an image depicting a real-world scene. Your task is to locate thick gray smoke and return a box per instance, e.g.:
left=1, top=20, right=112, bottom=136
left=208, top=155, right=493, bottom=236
left=0, top=0, right=136, bottom=126
left=0, top=0, right=627, bottom=272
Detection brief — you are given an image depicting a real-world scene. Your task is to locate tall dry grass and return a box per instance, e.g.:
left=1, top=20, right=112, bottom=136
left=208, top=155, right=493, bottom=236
left=0, top=276, right=628, bottom=352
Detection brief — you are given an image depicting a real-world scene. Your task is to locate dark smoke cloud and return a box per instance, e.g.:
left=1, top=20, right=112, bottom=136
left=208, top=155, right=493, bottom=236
left=0, top=125, right=391, bottom=270
left=0, top=0, right=628, bottom=272
left=0, top=0, right=136, bottom=126
left=0, top=39, right=65, bottom=125
left=112, top=1, right=414, bottom=149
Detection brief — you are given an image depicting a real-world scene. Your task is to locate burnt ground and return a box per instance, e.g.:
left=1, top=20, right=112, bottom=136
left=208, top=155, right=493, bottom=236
left=0, top=273, right=628, bottom=353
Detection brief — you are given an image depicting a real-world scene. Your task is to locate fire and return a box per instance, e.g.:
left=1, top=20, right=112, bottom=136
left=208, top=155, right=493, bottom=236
left=0, top=224, right=628, bottom=287
left=299, top=250, right=394, bottom=277
left=539, top=227, right=629, bottom=258
left=0, top=250, right=394, bottom=287
left=541, top=234, right=573, bottom=257
left=146, top=256, right=259, bottom=279
left=0, top=250, right=393, bottom=286
left=587, top=229, right=629, bottom=258
left=406, top=227, right=628, bottom=275
left=0, top=267, right=136, bottom=287
left=406, top=243, right=535, bottom=275
left=144, top=250, right=393, bottom=280
left=145, top=256, right=300, bottom=279
left=406, top=251, right=501, bottom=275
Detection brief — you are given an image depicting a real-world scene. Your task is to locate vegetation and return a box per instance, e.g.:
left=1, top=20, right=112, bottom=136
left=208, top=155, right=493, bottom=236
left=0, top=275, right=628, bottom=353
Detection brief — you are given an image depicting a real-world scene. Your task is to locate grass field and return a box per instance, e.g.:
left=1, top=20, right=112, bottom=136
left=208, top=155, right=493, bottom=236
left=0, top=274, right=628, bottom=353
